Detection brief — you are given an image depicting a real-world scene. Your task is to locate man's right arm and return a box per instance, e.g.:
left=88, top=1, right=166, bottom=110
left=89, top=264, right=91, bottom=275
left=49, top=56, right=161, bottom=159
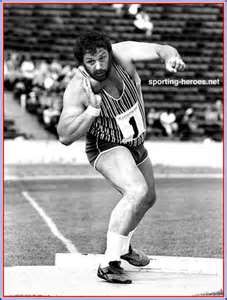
left=57, top=74, right=101, bottom=146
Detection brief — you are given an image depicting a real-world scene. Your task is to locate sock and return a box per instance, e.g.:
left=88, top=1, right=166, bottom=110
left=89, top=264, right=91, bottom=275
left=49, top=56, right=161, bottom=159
left=122, top=229, right=136, bottom=255
left=101, top=231, right=129, bottom=267
left=101, top=229, right=137, bottom=267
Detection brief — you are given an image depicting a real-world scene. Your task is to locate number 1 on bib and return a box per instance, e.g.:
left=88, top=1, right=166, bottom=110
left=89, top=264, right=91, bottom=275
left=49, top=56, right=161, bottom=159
left=115, top=102, right=145, bottom=143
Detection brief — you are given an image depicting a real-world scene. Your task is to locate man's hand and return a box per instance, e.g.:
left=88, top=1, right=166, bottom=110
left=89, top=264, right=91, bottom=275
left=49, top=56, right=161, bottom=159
left=83, top=78, right=102, bottom=108
left=165, top=56, right=186, bottom=73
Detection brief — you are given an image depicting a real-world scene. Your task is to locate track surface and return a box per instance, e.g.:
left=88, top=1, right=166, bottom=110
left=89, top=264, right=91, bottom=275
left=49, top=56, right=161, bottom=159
left=5, top=170, right=222, bottom=267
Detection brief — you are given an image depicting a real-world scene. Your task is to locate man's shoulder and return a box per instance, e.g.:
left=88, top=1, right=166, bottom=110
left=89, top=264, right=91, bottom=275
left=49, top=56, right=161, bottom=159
left=112, top=42, right=136, bottom=77
left=112, top=41, right=133, bottom=51
left=112, top=42, right=133, bottom=61
left=63, top=69, right=85, bottom=105
left=65, top=69, right=83, bottom=93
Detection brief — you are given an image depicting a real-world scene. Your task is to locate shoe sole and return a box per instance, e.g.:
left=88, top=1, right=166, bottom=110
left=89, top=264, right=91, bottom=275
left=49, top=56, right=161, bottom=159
left=97, top=272, right=132, bottom=284
left=97, top=267, right=132, bottom=284
left=121, top=256, right=150, bottom=267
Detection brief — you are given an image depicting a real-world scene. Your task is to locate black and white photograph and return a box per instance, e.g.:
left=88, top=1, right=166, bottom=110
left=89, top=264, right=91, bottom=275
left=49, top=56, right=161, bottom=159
left=3, top=2, right=224, bottom=296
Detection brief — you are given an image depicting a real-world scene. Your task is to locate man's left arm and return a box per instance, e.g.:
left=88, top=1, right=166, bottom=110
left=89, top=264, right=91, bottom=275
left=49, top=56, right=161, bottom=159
left=112, top=41, right=186, bottom=73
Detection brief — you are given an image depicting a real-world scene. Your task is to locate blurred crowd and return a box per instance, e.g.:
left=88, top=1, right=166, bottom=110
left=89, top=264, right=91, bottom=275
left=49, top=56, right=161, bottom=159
left=146, top=100, right=222, bottom=141
left=4, top=51, right=223, bottom=141
left=4, top=51, right=77, bottom=136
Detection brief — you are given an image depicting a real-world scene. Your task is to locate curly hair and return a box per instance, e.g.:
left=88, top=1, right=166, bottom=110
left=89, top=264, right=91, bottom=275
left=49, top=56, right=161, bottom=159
left=74, top=31, right=112, bottom=65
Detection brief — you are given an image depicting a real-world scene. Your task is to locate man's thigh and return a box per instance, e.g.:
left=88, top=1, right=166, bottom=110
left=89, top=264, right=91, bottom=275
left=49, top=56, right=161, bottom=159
left=137, top=156, right=156, bottom=199
left=95, top=146, right=146, bottom=194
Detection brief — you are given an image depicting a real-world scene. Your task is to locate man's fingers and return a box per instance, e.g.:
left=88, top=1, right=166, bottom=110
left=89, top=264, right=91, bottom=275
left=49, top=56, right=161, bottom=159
left=174, top=58, right=180, bottom=70
left=180, top=61, right=186, bottom=71
left=177, top=63, right=185, bottom=71
left=166, top=58, right=177, bottom=73
left=85, top=79, right=91, bottom=93
left=167, top=65, right=177, bottom=73
left=166, top=57, right=186, bottom=72
left=175, top=57, right=186, bottom=71
left=171, top=60, right=177, bottom=68
left=82, top=78, right=102, bottom=108
left=83, top=78, right=92, bottom=95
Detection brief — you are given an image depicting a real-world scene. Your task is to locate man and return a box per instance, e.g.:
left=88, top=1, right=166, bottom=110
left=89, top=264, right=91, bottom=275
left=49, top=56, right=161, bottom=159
left=57, top=31, right=185, bottom=284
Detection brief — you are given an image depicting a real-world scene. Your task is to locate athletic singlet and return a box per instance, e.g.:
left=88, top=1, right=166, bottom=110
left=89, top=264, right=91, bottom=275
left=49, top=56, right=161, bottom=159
left=79, top=61, right=146, bottom=147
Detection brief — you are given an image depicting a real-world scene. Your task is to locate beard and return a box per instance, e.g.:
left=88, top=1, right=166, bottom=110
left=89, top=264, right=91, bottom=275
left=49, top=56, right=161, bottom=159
left=84, top=54, right=112, bottom=82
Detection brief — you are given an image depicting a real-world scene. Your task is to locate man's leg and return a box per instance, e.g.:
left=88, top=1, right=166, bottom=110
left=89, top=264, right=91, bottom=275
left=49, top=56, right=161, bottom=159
left=119, top=155, right=156, bottom=265
left=95, top=146, right=156, bottom=283
left=137, top=156, right=156, bottom=208
left=95, top=146, right=154, bottom=236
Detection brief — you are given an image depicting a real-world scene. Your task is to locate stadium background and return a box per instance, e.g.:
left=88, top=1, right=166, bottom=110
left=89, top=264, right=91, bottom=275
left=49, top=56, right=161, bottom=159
left=3, top=4, right=223, bottom=293
left=4, top=3, right=223, bottom=140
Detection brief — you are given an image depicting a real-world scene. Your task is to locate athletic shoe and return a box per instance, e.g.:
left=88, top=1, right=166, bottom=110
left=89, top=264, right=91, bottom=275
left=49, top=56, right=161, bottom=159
left=121, top=245, right=150, bottom=267
left=97, top=261, right=132, bottom=284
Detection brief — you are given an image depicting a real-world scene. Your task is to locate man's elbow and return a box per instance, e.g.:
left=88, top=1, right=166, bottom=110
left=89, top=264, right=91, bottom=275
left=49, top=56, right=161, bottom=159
left=58, top=135, right=73, bottom=146
left=57, top=123, right=82, bottom=145
left=57, top=124, right=73, bottom=145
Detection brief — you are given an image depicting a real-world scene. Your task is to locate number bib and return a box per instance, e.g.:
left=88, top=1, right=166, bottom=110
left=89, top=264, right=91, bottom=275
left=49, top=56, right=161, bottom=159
left=115, top=102, right=145, bottom=143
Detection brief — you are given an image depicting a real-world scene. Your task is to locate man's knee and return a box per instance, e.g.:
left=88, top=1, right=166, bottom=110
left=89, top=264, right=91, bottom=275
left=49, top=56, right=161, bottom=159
left=131, top=182, right=156, bottom=209
left=137, top=184, right=156, bottom=209
left=125, top=180, right=149, bottom=202
left=123, top=176, right=157, bottom=209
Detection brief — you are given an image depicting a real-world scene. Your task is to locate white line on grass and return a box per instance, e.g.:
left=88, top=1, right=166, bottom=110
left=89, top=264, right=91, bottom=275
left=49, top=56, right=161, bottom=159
left=5, top=173, right=222, bottom=182
left=22, top=191, right=78, bottom=253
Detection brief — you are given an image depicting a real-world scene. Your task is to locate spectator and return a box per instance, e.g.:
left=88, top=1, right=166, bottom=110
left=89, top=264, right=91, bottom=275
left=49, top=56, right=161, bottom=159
left=4, top=51, right=22, bottom=89
left=19, top=54, right=35, bottom=101
left=146, top=108, right=163, bottom=137
left=33, top=60, right=50, bottom=88
left=215, top=100, right=223, bottom=123
left=128, top=4, right=141, bottom=16
left=134, top=8, right=153, bottom=38
left=50, top=59, right=62, bottom=78
left=160, top=109, right=178, bottom=137
left=204, top=103, right=218, bottom=123
left=42, top=92, right=62, bottom=135
left=147, top=108, right=158, bottom=127
left=179, top=107, right=199, bottom=140
left=203, top=101, right=222, bottom=141
left=21, top=54, right=35, bottom=82
left=4, top=58, right=11, bottom=89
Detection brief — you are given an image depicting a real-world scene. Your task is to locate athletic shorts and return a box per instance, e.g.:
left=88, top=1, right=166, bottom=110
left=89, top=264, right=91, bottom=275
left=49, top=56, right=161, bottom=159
left=85, top=133, right=148, bottom=169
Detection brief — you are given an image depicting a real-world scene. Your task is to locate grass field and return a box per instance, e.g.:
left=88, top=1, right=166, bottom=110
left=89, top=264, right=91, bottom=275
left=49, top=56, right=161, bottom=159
left=4, top=165, right=222, bottom=267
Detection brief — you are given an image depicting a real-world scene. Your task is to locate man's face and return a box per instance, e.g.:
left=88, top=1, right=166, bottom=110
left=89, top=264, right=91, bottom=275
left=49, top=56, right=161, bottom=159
left=83, top=48, right=111, bottom=82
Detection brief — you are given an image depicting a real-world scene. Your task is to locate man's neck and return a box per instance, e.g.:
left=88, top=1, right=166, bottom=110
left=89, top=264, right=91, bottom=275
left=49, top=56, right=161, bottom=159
left=103, top=64, right=118, bottom=83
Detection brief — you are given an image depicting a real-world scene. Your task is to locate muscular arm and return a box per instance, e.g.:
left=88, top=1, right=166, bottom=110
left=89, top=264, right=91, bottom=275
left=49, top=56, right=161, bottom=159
left=57, top=73, right=97, bottom=145
left=112, top=41, right=185, bottom=72
left=113, top=41, right=179, bottom=62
